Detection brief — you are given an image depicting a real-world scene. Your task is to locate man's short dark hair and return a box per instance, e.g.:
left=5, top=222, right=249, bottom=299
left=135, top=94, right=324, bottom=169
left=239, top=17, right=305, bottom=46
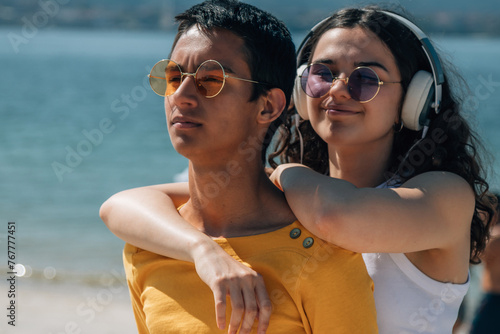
left=172, top=0, right=295, bottom=109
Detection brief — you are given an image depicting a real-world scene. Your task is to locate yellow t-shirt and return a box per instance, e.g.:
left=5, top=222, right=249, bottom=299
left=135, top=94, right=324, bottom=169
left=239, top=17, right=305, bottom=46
left=124, top=221, right=377, bottom=333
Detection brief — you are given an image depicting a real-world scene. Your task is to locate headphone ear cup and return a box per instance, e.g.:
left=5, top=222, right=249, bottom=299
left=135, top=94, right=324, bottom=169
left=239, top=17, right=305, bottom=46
left=401, top=71, right=434, bottom=131
left=293, top=64, right=309, bottom=120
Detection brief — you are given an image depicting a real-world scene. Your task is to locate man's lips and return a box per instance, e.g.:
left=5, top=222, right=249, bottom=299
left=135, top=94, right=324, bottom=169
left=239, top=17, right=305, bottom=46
left=171, top=116, right=202, bottom=129
left=172, top=121, right=202, bottom=129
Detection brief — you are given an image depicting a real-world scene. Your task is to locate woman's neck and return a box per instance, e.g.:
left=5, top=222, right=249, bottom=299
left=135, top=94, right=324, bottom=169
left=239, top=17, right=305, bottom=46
left=328, top=140, right=393, bottom=188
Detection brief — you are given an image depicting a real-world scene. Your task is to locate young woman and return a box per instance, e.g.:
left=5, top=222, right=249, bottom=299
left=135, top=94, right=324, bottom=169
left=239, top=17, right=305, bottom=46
left=100, top=6, right=495, bottom=333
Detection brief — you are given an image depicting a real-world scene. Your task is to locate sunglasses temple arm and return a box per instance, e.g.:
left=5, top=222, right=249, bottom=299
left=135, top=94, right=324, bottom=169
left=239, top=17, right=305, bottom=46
left=148, top=75, right=166, bottom=80
left=226, top=75, right=260, bottom=84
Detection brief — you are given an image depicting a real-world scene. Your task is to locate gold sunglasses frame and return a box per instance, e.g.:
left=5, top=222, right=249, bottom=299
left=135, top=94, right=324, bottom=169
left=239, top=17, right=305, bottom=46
left=148, top=59, right=262, bottom=98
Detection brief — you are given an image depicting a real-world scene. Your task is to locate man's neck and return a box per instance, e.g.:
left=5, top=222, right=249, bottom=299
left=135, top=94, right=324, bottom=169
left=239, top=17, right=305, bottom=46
left=179, top=161, right=295, bottom=238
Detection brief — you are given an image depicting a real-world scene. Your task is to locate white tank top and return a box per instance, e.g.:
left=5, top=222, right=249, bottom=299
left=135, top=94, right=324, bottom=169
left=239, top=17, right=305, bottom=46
left=363, top=181, right=469, bottom=333
left=362, top=253, right=469, bottom=334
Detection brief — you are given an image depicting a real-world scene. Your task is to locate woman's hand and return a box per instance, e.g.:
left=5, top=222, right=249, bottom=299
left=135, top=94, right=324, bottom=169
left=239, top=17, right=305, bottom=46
left=264, top=167, right=275, bottom=177
left=269, top=163, right=308, bottom=190
left=192, top=241, right=272, bottom=334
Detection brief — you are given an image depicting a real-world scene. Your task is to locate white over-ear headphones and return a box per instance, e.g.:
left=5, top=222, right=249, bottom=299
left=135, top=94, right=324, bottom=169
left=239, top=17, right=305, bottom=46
left=292, top=10, right=444, bottom=132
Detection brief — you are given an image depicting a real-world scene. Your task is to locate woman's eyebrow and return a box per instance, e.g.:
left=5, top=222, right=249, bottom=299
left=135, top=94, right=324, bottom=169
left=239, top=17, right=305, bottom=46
left=312, top=58, right=335, bottom=65
left=312, top=59, right=390, bottom=73
left=356, top=61, right=389, bottom=72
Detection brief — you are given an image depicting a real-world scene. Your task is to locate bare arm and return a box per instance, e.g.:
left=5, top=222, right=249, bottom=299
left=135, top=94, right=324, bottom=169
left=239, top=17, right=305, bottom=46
left=100, top=183, right=200, bottom=261
left=100, top=183, right=272, bottom=334
left=271, top=164, right=475, bottom=254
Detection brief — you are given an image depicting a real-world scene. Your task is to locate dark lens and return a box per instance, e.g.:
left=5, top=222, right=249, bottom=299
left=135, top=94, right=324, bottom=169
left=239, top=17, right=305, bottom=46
left=196, top=60, right=225, bottom=98
left=348, top=67, right=380, bottom=102
left=301, top=63, right=333, bottom=98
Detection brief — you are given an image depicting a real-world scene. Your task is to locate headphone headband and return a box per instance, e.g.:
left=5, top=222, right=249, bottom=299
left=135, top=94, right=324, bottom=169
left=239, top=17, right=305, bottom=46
left=295, top=17, right=330, bottom=68
left=380, top=11, right=443, bottom=114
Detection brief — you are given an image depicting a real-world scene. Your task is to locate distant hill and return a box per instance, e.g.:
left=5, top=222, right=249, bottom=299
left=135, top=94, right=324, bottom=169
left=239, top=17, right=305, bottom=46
left=44, top=0, right=500, bottom=13
left=1, top=0, right=500, bottom=35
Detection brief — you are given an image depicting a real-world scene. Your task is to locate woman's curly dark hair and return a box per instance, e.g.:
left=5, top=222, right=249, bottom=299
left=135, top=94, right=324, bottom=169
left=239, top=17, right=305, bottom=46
left=269, top=6, right=496, bottom=264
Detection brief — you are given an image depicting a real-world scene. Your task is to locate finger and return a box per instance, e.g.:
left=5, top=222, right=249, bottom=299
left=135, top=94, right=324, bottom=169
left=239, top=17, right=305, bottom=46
left=213, top=285, right=227, bottom=330
left=264, top=167, right=274, bottom=177
left=227, top=288, right=245, bottom=334
left=255, top=277, right=272, bottom=334
left=238, top=285, right=259, bottom=334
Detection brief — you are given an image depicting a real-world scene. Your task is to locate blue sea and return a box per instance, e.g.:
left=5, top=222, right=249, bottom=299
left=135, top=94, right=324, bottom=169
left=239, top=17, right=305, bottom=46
left=0, top=27, right=499, bottom=284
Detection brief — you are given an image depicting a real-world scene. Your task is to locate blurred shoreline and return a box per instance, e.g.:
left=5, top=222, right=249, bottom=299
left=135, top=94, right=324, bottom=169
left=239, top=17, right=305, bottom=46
left=1, top=272, right=136, bottom=334
left=0, top=270, right=137, bottom=334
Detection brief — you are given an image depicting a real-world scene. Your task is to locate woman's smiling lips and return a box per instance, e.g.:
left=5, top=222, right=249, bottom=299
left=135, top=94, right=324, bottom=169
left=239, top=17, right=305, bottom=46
left=323, top=105, right=361, bottom=116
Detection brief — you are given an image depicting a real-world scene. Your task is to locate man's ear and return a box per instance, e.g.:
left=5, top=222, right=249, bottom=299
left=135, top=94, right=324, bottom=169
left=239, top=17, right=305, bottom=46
left=256, top=88, right=286, bottom=125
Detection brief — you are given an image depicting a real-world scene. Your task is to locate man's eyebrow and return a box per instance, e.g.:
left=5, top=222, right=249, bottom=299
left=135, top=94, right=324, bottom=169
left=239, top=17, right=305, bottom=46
left=355, top=61, right=389, bottom=72
left=208, top=60, right=235, bottom=74
left=220, top=63, right=236, bottom=74
left=166, top=63, right=179, bottom=71
left=221, top=63, right=235, bottom=74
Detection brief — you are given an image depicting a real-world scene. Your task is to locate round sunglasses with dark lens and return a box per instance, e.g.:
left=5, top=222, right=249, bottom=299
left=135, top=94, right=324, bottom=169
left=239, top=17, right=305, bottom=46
left=149, top=59, right=261, bottom=98
left=300, top=63, right=400, bottom=103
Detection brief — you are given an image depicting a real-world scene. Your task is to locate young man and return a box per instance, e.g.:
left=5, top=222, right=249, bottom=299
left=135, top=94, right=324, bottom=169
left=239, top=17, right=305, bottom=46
left=107, top=1, right=377, bottom=333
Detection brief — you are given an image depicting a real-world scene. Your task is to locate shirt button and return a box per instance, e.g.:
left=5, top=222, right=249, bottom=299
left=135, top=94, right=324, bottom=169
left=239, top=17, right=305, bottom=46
left=303, top=237, right=314, bottom=248
left=290, top=228, right=301, bottom=239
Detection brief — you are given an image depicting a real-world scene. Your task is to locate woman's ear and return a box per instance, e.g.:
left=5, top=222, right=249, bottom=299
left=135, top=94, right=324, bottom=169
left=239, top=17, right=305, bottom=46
left=256, top=88, right=286, bottom=125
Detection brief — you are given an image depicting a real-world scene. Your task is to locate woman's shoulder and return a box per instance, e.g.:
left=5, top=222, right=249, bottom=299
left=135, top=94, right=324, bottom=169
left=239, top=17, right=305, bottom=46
left=403, top=170, right=470, bottom=186
left=402, top=171, right=474, bottom=200
left=401, top=171, right=475, bottom=224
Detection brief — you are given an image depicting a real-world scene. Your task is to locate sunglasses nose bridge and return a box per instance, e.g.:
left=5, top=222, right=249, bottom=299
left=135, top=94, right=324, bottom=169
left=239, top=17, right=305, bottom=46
left=328, top=75, right=349, bottom=93
left=323, top=74, right=353, bottom=102
left=179, top=72, right=198, bottom=89
left=170, top=72, right=199, bottom=99
left=332, top=75, right=349, bottom=86
left=181, top=72, right=196, bottom=82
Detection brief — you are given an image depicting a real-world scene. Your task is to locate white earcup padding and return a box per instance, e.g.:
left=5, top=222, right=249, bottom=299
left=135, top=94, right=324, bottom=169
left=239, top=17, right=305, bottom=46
left=292, top=64, right=309, bottom=120
left=401, top=71, right=434, bottom=131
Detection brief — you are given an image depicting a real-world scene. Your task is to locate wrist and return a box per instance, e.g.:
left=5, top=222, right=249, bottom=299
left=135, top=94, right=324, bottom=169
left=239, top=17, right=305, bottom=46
left=190, top=236, right=223, bottom=263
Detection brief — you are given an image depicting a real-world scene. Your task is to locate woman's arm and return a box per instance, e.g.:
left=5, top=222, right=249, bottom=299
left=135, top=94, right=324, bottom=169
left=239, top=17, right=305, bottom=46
left=271, top=164, right=475, bottom=254
left=100, top=183, right=195, bottom=261
left=100, top=184, right=272, bottom=334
